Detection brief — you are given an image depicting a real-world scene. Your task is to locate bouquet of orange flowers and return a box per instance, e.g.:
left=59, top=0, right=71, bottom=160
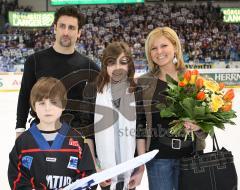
left=157, top=69, right=237, bottom=140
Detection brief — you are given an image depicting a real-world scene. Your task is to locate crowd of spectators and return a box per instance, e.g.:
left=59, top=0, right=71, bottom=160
left=0, top=0, right=32, bottom=20
left=0, top=3, right=240, bottom=72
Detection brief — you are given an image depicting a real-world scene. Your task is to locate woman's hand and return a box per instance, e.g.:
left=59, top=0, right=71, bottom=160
left=184, top=121, right=200, bottom=132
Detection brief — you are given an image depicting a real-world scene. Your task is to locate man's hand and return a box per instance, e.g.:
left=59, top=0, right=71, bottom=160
left=128, top=165, right=145, bottom=189
left=16, top=132, right=23, bottom=139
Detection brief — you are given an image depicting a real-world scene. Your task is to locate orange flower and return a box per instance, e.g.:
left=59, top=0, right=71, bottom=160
left=196, top=78, right=204, bottom=89
left=178, top=81, right=186, bottom=87
left=184, top=70, right=191, bottom=81
left=222, top=102, right=232, bottom=112
left=223, top=89, right=234, bottom=101
left=191, top=69, right=199, bottom=75
left=219, top=82, right=225, bottom=90
left=196, top=91, right=206, bottom=101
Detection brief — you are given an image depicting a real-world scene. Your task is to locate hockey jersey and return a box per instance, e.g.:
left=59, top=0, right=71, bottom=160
left=8, top=123, right=96, bottom=190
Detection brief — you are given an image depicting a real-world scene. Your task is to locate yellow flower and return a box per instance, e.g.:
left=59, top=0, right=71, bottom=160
left=209, top=94, right=224, bottom=112
left=189, top=75, right=197, bottom=85
left=204, top=79, right=219, bottom=92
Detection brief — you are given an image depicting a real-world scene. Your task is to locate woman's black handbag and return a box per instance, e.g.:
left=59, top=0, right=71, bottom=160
left=179, top=134, right=238, bottom=190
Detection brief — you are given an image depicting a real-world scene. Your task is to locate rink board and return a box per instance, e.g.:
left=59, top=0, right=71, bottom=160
left=1, top=69, right=240, bottom=92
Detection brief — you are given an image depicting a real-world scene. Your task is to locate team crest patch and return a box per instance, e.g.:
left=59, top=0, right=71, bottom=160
left=22, top=156, right=33, bottom=170
left=67, top=156, right=78, bottom=170
left=69, top=138, right=79, bottom=147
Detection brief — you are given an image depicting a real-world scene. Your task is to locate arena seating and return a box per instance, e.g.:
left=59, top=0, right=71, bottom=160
left=0, top=3, right=239, bottom=71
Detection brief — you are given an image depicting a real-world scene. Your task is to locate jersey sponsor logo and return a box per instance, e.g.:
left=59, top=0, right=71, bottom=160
left=69, top=138, right=80, bottom=147
left=46, top=175, right=72, bottom=189
left=67, top=156, right=78, bottom=170
left=46, top=157, right=57, bottom=162
left=69, top=138, right=82, bottom=155
left=22, top=155, right=33, bottom=170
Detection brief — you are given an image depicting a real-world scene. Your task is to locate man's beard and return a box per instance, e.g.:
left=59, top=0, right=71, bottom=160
left=60, top=36, right=72, bottom=47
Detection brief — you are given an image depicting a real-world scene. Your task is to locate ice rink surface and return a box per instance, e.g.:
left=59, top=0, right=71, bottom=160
left=0, top=90, right=239, bottom=190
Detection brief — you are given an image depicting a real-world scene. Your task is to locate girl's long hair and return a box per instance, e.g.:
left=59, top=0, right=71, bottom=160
left=96, top=42, right=136, bottom=93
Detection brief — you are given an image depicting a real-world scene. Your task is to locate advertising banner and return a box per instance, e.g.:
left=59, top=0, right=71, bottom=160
left=8, top=12, right=55, bottom=27
left=221, top=8, right=240, bottom=23
left=0, top=73, right=22, bottom=92
left=199, top=69, right=240, bottom=87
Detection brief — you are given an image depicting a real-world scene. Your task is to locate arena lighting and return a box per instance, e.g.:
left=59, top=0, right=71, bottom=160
left=8, top=12, right=55, bottom=27
left=51, top=0, right=144, bottom=5
left=221, top=8, right=240, bottom=23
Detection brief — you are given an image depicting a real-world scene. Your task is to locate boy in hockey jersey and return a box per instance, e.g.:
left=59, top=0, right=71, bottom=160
left=8, top=77, right=96, bottom=190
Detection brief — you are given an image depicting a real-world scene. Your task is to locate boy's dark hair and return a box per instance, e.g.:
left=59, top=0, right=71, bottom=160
left=54, top=6, right=85, bottom=30
left=30, top=77, right=67, bottom=118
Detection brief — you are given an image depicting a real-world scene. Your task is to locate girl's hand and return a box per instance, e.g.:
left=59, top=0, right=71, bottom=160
left=100, top=179, right=112, bottom=187
left=96, top=167, right=112, bottom=187
left=128, top=165, right=145, bottom=189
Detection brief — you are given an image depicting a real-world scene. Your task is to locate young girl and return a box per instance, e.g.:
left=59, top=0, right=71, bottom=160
left=8, top=77, right=96, bottom=190
left=80, top=42, right=146, bottom=190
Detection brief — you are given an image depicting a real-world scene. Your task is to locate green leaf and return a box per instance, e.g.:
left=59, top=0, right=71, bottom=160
left=166, top=74, right=178, bottom=85
left=160, top=108, right=176, bottom=117
left=204, top=114, right=222, bottom=123
left=156, top=103, right=167, bottom=110
left=179, top=98, right=195, bottom=118
left=209, top=129, right=215, bottom=137
left=165, top=95, right=177, bottom=103
left=194, top=106, right=206, bottom=117
left=169, top=121, right=184, bottom=136
left=214, top=110, right=237, bottom=120
left=177, top=71, right=184, bottom=81
left=198, top=123, right=214, bottom=133
left=215, top=123, right=225, bottom=129
left=228, top=121, right=236, bottom=125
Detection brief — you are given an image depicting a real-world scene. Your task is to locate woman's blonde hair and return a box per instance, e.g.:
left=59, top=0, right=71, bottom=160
left=145, top=27, right=185, bottom=74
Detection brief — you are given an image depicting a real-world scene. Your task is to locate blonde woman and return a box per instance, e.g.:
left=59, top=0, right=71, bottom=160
left=138, top=27, right=207, bottom=190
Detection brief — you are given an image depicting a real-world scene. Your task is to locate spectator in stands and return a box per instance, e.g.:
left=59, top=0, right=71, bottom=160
left=1, top=3, right=240, bottom=71
left=138, top=27, right=207, bottom=190
left=15, top=6, right=99, bottom=138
